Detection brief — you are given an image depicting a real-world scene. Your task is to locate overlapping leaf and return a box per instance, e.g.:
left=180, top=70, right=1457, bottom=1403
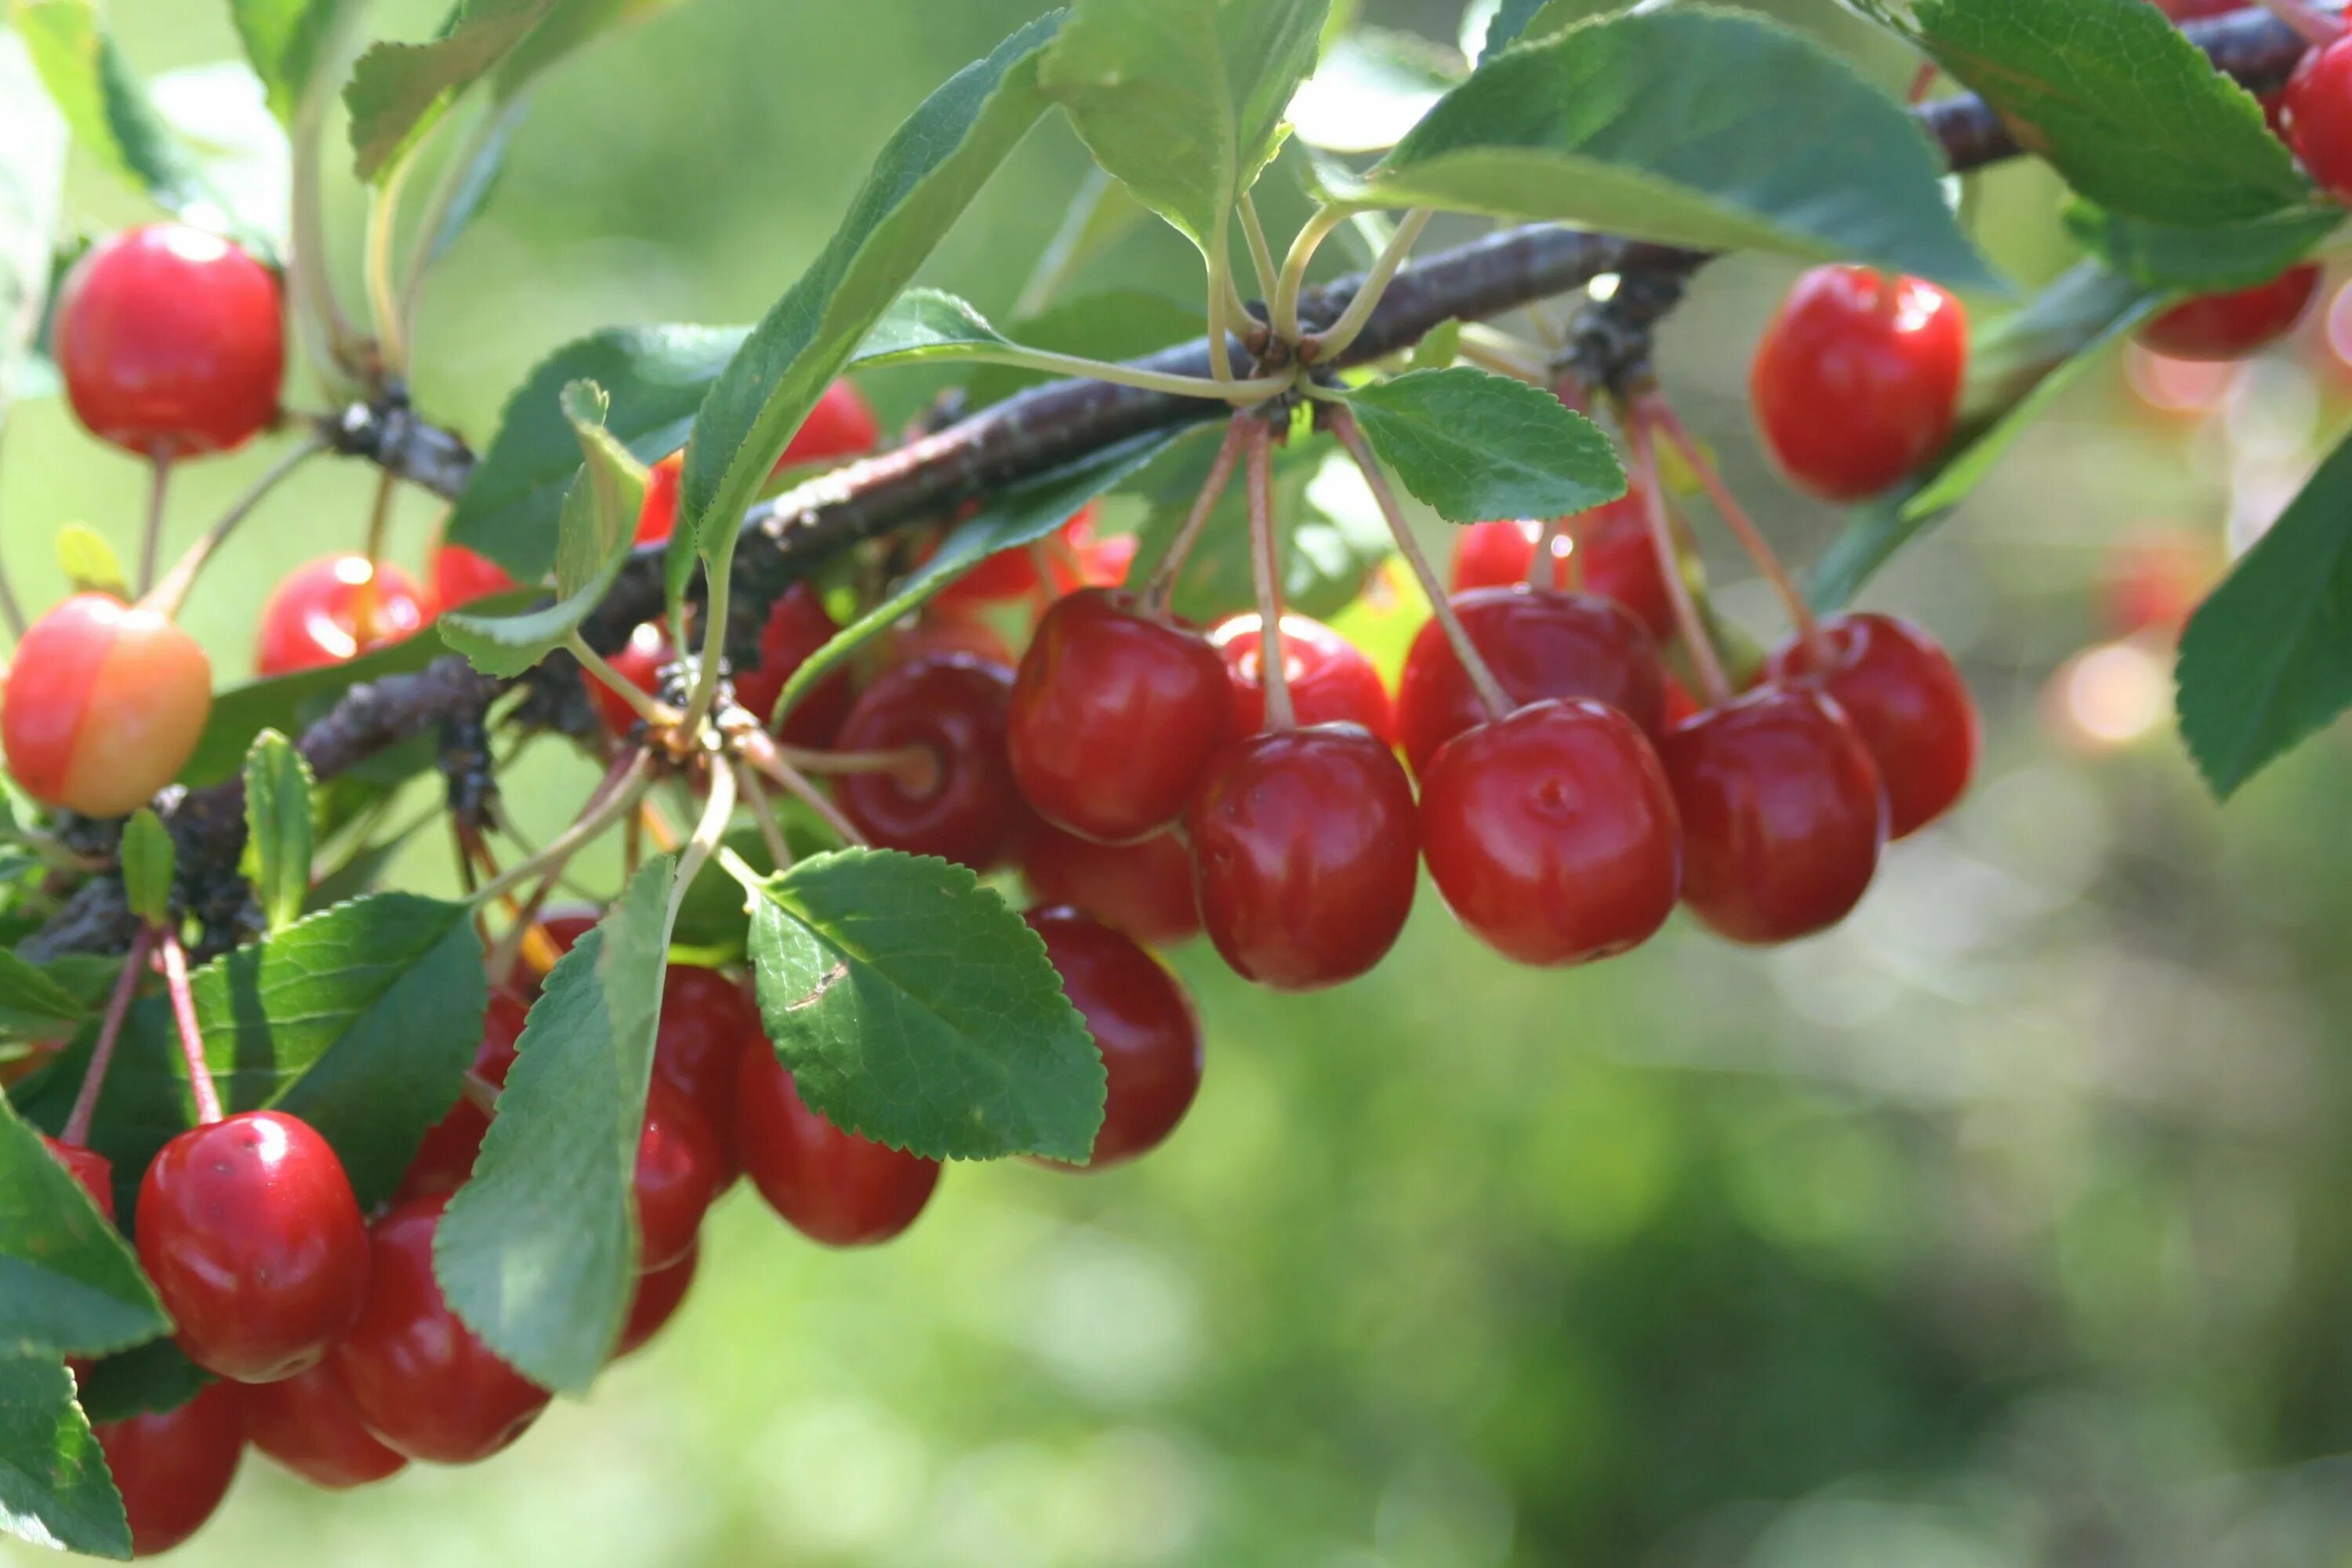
left=1336, top=367, right=1624, bottom=522
left=343, top=0, right=562, bottom=180
left=0, top=1357, right=127, bottom=1559
left=0, top=1098, right=166, bottom=1362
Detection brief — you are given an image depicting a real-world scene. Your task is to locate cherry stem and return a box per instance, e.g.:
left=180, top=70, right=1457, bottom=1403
left=1272, top=205, right=1347, bottom=347
left=1207, top=212, right=1238, bottom=385
left=774, top=742, right=935, bottom=786
left=738, top=730, right=868, bottom=848
left=1142, top=419, right=1250, bottom=614
left=1327, top=406, right=1514, bottom=720
left=2252, top=0, right=2344, bottom=46
left=1243, top=416, right=1295, bottom=731
left=156, top=927, right=221, bottom=1126
left=1907, top=60, right=1940, bottom=106
left=471, top=751, right=652, bottom=907
left=460, top=1069, right=502, bottom=1117
left=567, top=633, right=681, bottom=729
left=666, top=756, right=737, bottom=927
left=1622, top=414, right=1731, bottom=706
left=734, top=760, right=795, bottom=871
left=1635, top=394, right=1826, bottom=668
left=60, top=925, right=154, bottom=1146
left=1238, top=194, right=1279, bottom=305
left=146, top=436, right=329, bottom=620
left=137, top=454, right=172, bottom=599
left=1454, top=324, right=1548, bottom=383
left=1530, top=518, right=1567, bottom=591
left=1308, top=209, right=1432, bottom=366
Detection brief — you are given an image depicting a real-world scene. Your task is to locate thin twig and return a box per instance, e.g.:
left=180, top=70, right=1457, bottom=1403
left=1308, top=210, right=1433, bottom=365
left=60, top=926, right=153, bottom=1146
left=735, top=759, right=794, bottom=870
left=739, top=731, right=867, bottom=848
left=147, top=436, right=330, bottom=619
left=1623, top=414, right=1729, bottom=706
left=471, top=752, right=652, bottom=907
left=136, top=455, right=171, bottom=599
left=1243, top=416, right=1293, bottom=731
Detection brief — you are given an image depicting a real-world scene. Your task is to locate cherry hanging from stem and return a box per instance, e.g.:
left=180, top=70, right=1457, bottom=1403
left=1243, top=415, right=1295, bottom=731
left=156, top=927, right=222, bottom=1126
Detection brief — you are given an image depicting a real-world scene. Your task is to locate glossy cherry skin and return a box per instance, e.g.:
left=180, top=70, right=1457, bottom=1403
left=1418, top=699, right=1682, bottom=967
left=1208, top=613, right=1395, bottom=742
left=1020, top=824, right=1200, bottom=946
left=55, top=224, right=283, bottom=458
left=1007, top=589, right=1233, bottom=844
left=1184, top=726, right=1420, bottom=990
left=3, top=593, right=212, bottom=818
left=1660, top=685, right=1889, bottom=944
left=634, top=382, right=882, bottom=545
left=242, top=1362, right=405, bottom=1489
left=615, top=1243, right=698, bottom=1359
left=1750, top=265, right=1967, bottom=501
left=1449, top=496, right=1674, bottom=640
left=2285, top=38, right=2352, bottom=202
left=430, top=541, right=519, bottom=611
left=136, top=1110, right=370, bottom=1385
left=330, top=1196, right=550, bottom=1463
left=255, top=556, right=431, bottom=677
left=1025, top=906, right=1203, bottom=1167
left=397, top=989, right=530, bottom=1199
left=1765, top=613, right=1977, bottom=839
left=834, top=652, right=1024, bottom=869
left=728, top=583, right=856, bottom=746
left=654, top=965, right=760, bottom=1165
left=95, top=1381, right=244, bottom=1556
left=42, top=1136, right=115, bottom=1218
left=1396, top=586, right=1666, bottom=776
left=734, top=1046, right=940, bottom=1246
left=590, top=622, right=671, bottom=739
left=634, top=1077, right=723, bottom=1272
left=2139, top=266, right=2321, bottom=361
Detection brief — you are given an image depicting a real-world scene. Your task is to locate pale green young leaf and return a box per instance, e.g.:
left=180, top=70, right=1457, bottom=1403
left=53, top=525, right=125, bottom=601
left=241, top=730, right=315, bottom=935
left=115, top=811, right=172, bottom=929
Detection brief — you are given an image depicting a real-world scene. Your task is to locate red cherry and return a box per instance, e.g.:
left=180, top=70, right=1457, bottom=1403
left=534, top=906, right=601, bottom=961
left=330, top=1196, right=550, bottom=1463
left=931, top=504, right=1106, bottom=611
left=1418, top=699, right=1682, bottom=966
left=54, top=224, right=283, bottom=459
left=1008, top=589, right=1238, bottom=844
left=255, top=556, right=430, bottom=677
left=1660, top=685, right=1888, bottom=943
left=634, top=1077, right=723, bottom=1272
left=1024, top=906, right=1203, bottom=1167
left=1449, top=519, right=1542, bottom=594
left=430, top=541, right=519, bottom=611
left=241, top=1362, right=405, bottom=1490
left=1019, top=824, right=1200, bottom=946
left=615, top=1243, right=698, bottom=1359
left=728, top=583, right=855, bottom=746
left=1765, top=613, right=1977, bottom=839
left=1207, top=613, right=1395, bottom=742
left=890, top=608, right=1017, bottom=668
left=398, top=989, right=531, bottom=1199
left=136, top=1111, right=369, bottom=1385
left=590, top=622, right=671, bottom=739
left=2139, top=266, right=2321, bottom=361
left=94, top=1381, right=244, bottom=1557
left=654, top=965, right=759, bottom=1163
left=634, top=383, right=882, bottom=546
left=2150, top=0, right=2238, bottom=16
left=833, top=652, right=1024, bottom=869
left=1750, top=265, right=1967, bottom=501
left=733, top=1046, right=939, bottom=1246
left=2285, top=38, right=2352, bottom=201
left=42, top=1135, right=114, bottom=1218
left=3, top=593, right=212, bottom=818
left=1449, top=499, right=1673, bottom=640
left=1184, top=727, right=1419, bottom=990
left=1396, top=586, right=1666, bottom=776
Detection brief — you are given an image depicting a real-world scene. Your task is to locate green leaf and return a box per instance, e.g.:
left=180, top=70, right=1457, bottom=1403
left=0, top=1356, right=128, bottom=1559
left=241, top=730, right=314, bottom=935
left=70, top=1339, right=207, bottom=1425
left=1039, top=0, right=1328, bottom=252
left=1809, top=262, right=2164, bottom=607
left=53, top=524, right=125, bottom=601
left=0, top=32, right=67, bottom=434
left=440, top=381, right=650, bottom=677
left=176, top=617, right=468, bottom=789
left=1289, top=24, right=1455, bottom=155
left=681, top=13, right=1062, bottom=568
left=12, top=895, right=487, bottom=1209
left=748, top=849, right=1103, bottom=1163
left=230, top=0, right=363, bottom=123
left=767, top=428, right=1182, bottom=728
left=435, top=855, right=676, bottom=1394
left=343, top=0, right=561, bottom=181
left=2176, top=430, right=2352, bottom=798
left=9, top=0, right=241, bottom=235
left=964, top=289, right=1200, bottom=408
left=1333, top=8, right=2001, bottom=293
left=1904, top=0, right=2307, bottom=226
left=2064, top=202, right=2342, bottom=293
left=115, top=811, right=171, bottom=929
left=1336, top=367, right=1624, bottom=522
left=1407, top=318, right=1461, bottom=372
left=851, top=287, right=1016, bottom=365
left=0, top=950, right=87, bottom=1038
left=0, top=1097, right=167, bottom=1363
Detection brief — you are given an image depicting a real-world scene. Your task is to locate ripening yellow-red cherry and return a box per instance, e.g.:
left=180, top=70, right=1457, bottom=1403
left=2, top=593, right=212, bottom=817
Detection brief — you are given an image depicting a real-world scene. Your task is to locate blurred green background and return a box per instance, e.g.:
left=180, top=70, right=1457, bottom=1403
left=13, top=0, right=2352, bottom=1564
